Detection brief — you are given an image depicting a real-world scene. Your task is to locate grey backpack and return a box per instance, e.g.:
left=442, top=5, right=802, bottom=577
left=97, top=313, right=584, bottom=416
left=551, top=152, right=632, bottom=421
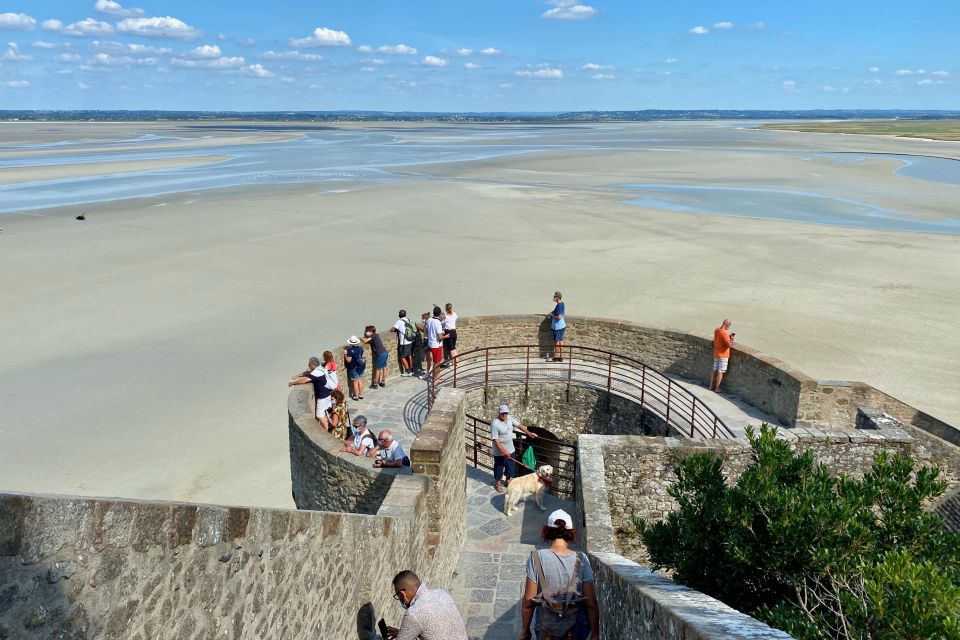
left=530, top=550, right=585, bottom=639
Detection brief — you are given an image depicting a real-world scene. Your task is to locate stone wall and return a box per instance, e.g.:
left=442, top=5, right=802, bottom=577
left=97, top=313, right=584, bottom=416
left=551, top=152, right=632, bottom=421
left=0, top=477, right=433, bottom=640
left=575, top=436, right=792, bottom=640
left=457, top=315, right=813, bottom=428
left=597, top=424, right=916, bottom=564
left=288, top=384, right=399, bottom=514
left=407, top=388, right=467, bottom=586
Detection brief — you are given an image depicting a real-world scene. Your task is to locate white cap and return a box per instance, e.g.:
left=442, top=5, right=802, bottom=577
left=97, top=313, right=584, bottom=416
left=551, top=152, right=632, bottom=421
left=547, top=509, right=573, bottom=529
left=498, top=404, right=510, bottom=414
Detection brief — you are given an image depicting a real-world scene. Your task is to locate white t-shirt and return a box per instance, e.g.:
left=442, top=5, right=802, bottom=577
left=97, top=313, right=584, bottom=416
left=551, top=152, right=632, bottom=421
left=442, top=312, right=458, bottom=331
left=490, top=416, right=520, bottom=456
left=352, top=429, right=376, bottom=451
left=394, top=318, right=412, bottom=346
left=426, top=317, right=443, bottom=348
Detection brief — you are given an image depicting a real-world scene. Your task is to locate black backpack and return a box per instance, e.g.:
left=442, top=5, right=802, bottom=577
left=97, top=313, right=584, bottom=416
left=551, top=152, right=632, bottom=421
left=530, top=550, right=586, bottom=638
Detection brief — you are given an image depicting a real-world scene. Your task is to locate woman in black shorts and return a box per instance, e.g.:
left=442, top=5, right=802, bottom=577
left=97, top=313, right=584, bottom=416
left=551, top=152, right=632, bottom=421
left=442, top=302, right=459, bottom=366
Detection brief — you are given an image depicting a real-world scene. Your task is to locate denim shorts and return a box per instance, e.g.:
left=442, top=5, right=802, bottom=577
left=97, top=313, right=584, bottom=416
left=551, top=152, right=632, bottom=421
left=553, top=328, right=566, bottom=342
left=375, top=352, right=388, bottom=369
left=348, top=369, right=364, bottom=381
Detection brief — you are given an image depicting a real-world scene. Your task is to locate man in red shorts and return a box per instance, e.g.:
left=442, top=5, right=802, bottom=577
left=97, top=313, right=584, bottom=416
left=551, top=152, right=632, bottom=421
left=425, top=306, right=445, bottom=384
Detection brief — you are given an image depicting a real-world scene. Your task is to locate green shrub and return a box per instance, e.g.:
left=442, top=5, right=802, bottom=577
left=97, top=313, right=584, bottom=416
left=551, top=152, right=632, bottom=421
left=632, top=424, right=960, bottom=639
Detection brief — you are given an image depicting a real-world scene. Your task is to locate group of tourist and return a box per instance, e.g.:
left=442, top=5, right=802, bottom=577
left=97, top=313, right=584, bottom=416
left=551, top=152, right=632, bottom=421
left=383, top=508, right=600, bottom=640
left=390, top=303, right=459, bottom=383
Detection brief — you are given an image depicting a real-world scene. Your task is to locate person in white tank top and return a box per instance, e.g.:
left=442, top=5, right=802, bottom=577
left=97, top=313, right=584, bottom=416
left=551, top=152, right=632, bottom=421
left=442, top=302, right=459, bottom=366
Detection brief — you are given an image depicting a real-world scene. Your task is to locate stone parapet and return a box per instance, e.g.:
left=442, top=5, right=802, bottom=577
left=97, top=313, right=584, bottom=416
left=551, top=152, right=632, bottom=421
left=0, top=479, right=432, bottom=640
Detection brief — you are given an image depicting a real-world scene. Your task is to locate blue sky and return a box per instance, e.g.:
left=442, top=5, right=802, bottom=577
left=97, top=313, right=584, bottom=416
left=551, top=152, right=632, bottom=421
left=0, top=0, right=956, bottom=111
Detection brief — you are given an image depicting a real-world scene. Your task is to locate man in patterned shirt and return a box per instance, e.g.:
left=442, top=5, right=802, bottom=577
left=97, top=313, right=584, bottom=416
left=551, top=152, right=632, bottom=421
left=385, top=570, right=467, bottom=640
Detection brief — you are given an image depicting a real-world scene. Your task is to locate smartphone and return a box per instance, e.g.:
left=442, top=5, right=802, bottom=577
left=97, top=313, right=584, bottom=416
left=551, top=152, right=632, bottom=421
left=378, top=618, right=389, bottom=638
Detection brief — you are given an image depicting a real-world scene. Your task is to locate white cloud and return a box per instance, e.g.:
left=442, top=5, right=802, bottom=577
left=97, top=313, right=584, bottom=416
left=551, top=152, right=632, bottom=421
left=94, top=0, right=145, bottom=18
left=499, top=82, right=513, bottom=89
left=864, top=78, right=882, bottom=86
left=239, top=38, right=256, bottom=47
left=55, top=53, right=81, bottom=62
left=370, top=58, right=385, bottom=65
left=516, top=64, right=563, bottom=79
left=895, top=69, right=913, bottom=76
left=32, top=41, right=61, bottom=49
left=689, top=25, right=709, bottom=35
left=3, top=79, right=29, bottom=88
left=868, top=66, right=880, bottom=73
left=782, top=79, right=796, bottom=90
left=90, top=52, right=156, bottom=66
left=592, top=73, right=615, bottom=80
left=713, top=21, right=734, bottom=29
left=931, top=70, right=949, bottom=77
left=289, top=27, right=351, bottom=48
left=360, top=66, right=375, bottom=72
left=423, top=55, right=447, bottom=67
left=542, top=1, right=597, bottom=21
left=582, top=62, right=609, bottom=70
left=0, top=12, right=36, bottom=31
left=45, top=18, right=114, bottom=37
left=185, top=44, right=222, bottom=59
left=261, top=50, right=323, bottom=61
left=464, top=62, right=481, bottom=70
left=2, top=42, right=32, bottom=61
left=749, top=22, right=767, bottom=29
left=92, top=40, right=171, bottom=55
left=378, top=44, right=417, bottom=55
left=243, top=63, right=272, bottom=77
left=78, top=81, right=91, bottom=89
left=480, top=47, right=502, bottom=56
left=664, top=58, right=678, bottom=64
left=171, top=55, right=245, bottom=69
left=117, top=17, right=201, bottom=40
left=357, top=44, right=372, bottom=53
left=450, top=48, right=473, bottom=56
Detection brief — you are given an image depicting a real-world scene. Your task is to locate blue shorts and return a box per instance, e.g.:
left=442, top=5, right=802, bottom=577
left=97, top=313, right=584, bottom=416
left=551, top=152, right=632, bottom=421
left=348, top=369, right=364, bottom=381
left=375, top=352, right=388, bottom=369
left=553, top=328, right=566, bottom=342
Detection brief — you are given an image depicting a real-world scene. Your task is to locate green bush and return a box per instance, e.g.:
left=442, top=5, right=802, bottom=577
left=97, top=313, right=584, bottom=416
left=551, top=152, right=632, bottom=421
left=632, top=424, right=960, bottom=639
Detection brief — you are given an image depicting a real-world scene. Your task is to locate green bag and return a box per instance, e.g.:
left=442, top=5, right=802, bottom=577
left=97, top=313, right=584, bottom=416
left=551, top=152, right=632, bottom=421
left=521, top=445, right=537, bottom=470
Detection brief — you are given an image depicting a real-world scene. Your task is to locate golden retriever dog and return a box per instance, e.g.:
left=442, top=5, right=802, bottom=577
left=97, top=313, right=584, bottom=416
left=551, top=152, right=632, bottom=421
left=504, top=465, right=554, bottom=516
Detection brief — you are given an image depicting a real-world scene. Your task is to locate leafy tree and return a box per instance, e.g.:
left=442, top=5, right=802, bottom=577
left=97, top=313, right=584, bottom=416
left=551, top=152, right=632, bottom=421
left=632, top=424, right=960, bottom=640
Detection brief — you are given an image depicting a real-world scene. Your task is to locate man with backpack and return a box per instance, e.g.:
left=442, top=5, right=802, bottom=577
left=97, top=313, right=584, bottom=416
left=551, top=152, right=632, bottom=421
left=344, top=336, right=366, bottom=401
left=519, top=509, right=600, bottom=640
left=390, top=309, right=417, bottom=377
left=288, top=356, right=338, bottom=432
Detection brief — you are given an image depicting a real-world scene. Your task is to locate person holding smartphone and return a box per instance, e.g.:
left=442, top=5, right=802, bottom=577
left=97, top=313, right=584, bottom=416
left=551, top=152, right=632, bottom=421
left=383, top=570, right=467, bottom=639
left=709, top=318, right=735, bottom=392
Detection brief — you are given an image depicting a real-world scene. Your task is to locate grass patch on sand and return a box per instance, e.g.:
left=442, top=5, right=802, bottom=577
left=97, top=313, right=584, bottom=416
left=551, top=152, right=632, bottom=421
left=761, top=120, right=960, bottom=142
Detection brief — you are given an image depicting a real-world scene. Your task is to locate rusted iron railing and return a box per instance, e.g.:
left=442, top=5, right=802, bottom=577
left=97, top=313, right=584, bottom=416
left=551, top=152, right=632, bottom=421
left=430, top=344, right=734, bottom=439
left=464, top=413, right=578, bottom=500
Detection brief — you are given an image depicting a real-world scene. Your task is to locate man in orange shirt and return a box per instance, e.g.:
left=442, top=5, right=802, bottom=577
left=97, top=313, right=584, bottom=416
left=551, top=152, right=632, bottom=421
left=710, top=319, right=735, bottom=392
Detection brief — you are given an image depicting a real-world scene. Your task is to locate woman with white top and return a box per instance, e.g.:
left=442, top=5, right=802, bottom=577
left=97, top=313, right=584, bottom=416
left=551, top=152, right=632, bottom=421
left=442, top=302, right=459, bottom=366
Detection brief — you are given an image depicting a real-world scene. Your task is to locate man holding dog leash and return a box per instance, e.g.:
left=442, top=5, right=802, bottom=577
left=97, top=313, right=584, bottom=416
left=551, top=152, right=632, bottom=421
left=491, top=404, right=538, bottom=493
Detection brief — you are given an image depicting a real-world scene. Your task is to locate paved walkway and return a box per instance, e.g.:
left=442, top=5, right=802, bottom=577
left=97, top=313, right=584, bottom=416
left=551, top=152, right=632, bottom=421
left=449, top=466, right=578, bottom=640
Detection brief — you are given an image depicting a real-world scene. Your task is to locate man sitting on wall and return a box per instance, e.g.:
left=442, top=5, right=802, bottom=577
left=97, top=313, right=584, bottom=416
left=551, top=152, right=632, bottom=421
left=340, top=415, right=378, bottom=457
left=385, top=570, right=467, bottom=640
left=374, top=430, right=410, bottom=468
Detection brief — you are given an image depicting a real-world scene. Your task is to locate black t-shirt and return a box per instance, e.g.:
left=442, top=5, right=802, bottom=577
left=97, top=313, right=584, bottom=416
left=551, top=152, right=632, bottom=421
left=368, top=333, right=386, bottom=357
left=309, top=369, right=332, bottom=400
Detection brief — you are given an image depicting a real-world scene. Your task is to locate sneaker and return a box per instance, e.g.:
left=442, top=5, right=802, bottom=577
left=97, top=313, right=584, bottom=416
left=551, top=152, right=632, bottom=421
left=371, top=383, right=379, bottom=389
left=379, top=381, right=386, bottom=387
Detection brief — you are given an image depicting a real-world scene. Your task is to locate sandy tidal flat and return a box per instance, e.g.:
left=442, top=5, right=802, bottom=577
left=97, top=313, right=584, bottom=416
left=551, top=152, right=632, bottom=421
left=0, top=120, right=958, bottom=509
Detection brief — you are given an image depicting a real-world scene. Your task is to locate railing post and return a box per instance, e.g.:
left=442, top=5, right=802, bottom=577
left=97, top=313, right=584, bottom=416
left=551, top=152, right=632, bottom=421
left=713, top=415, right=718, bottom=439
left=453, top=355, right=457, bottom=389
left=606, top=352, right=613, bottom=394
left=483, top=348, right=490, bottom=405
left=690, top=397, right=697, bottom=438
left=640, top=365, right=646, bottom=406
left=565, top=346, right=572, bottom=402
left=473, top=420, right=478, bottom=467
left=525, top=345, right=530, bottom=402
left=665, top=380, right=672, bottom=429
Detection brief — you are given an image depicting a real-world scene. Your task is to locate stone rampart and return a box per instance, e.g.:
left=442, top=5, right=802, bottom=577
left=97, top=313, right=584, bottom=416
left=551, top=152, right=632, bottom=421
left=0, top=476, right=432, bottom=640
left=288, top=383, right=399, bottom=514
left=575, top=436, right=792, bottom=640
left=457, top=315, right=813, bottom=428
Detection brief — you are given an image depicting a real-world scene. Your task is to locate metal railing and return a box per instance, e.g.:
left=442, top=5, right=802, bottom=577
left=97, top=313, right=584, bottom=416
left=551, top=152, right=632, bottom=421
left=464, top=413, right=578, bottom=500
left=431, top=344, right=735, bottom=439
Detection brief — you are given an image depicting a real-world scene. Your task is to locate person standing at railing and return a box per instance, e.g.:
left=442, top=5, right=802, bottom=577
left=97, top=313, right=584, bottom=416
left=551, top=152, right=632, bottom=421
left=425, top=306, right=445, bottom=385
left=709, top=319, right=735, bottom=392
left=547, top=291, right=566, bottom=362
left=442, top=302, right=458, bottom=367
left=491, top=404, right=538, bottom=493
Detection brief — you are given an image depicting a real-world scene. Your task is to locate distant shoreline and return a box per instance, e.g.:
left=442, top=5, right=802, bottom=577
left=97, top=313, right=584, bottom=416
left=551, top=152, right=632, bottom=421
left=3, top=109, right=960, bottom=124
left=760, top=119, right=960, bottom=142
